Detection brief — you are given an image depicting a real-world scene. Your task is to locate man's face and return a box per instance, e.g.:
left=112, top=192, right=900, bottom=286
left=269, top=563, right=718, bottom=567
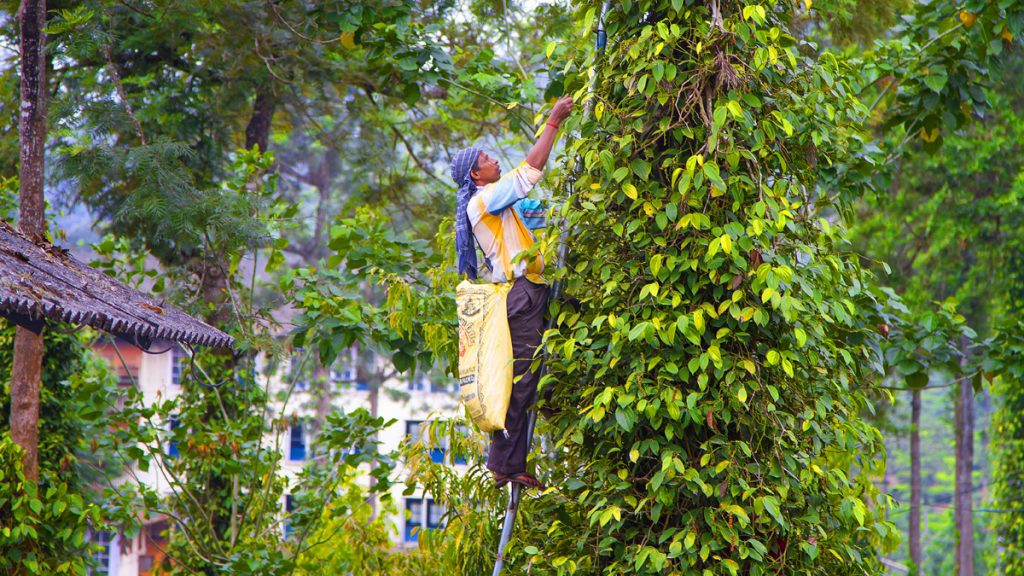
left=470, top=151, right=501, bottom=185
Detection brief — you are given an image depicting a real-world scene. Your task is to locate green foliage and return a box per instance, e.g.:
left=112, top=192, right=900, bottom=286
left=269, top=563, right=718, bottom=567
left=858, top=0, right=1024, bottom=155
left=0, top=321, right=141, bottom=575
left=290, top=415, right=510, bottom=575
left=293, top=482, right=414, bottom=575
left=102, top=364, right=405, bottom=576
left=6, top=0, right=1024, bottom=574
left=852, top=74, right=1024, bottom=323
left=850, top=58, right=1024, bottom=573
left=881, top=299, right=973, bottom=391
left=289, top=206, right=457, bottom=376
left=803, top=0, right=912, bottom=47
left=0, top=175, right=16, bottom=221
left=0, top=438, right=98, bottom=576
left=401, top=418, right=509, bottom=575
left=292, top=416, right=497, bottom=575
left=0, top=322, right=117, bottom=485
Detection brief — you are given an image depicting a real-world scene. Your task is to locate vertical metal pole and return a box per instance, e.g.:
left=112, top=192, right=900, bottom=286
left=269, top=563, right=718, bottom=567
left=491, top=4, right=612, bottom=575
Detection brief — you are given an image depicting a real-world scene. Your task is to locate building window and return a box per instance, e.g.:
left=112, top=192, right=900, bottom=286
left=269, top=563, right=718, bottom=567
left=406, top=421, right=444, bottom=463
left=333, top=365, right=367, bottom=391
left=404, top=498, right=424, bottom=542
left=87, top=530, right=112, bottom=575
left=331, top=347, right=366, bottom=390
left=284, top=495, right=296, bottom=539
left=405, top=420, right=423, bottom=442
left=409, top=373, right=427, bottom=392
left=290, top=423, right=306, bottom=461
left=404, top=498, right=444, bottom=542
left=167, top=416, right=180, bottom=458
left=116, top=370, right=134, bottom=388
left=330, top=367, right=355, bottom=387
left=170, top=347, right=184, bottom=386
left=427, top=499, right=445, bottom=529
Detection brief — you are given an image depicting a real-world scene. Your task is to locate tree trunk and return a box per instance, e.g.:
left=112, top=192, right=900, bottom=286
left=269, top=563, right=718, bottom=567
left=198, top=259, right=232, bottom=328
left=11, top=0, right=48, bottom=482
left=306, top=151, right=333, bottom=262
left=11, top=328, right=44, bottom=480
left=310, top=363, right=332, bottom=461
left=909, top=389, right=922, bottom=576
left=954, top=337, right=975, bottom=576
left=244, top=84, right=276, bottom=152
left=354, top=341, right=381, bottom=516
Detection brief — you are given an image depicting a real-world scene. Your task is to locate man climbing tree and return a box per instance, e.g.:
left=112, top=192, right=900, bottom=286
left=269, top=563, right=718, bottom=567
left=451, top=95, right=574, bottom=490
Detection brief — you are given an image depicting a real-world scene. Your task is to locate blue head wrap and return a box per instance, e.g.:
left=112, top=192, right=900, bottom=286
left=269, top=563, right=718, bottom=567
left=451, top=146, right=483, bottom=280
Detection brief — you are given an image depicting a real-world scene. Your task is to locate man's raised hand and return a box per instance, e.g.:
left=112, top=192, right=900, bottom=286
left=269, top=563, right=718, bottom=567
left=549, top=96, right=574, bottom=126
left=527, top=96, right=575, bottom=170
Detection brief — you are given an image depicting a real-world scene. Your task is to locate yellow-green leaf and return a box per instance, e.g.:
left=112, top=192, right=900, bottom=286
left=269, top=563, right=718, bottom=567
left=341, top=31, right=356, bottom=50
left=708, top=345, right=722, bottom=364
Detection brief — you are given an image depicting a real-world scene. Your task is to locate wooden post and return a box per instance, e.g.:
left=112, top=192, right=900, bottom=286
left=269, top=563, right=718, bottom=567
left=11, top=0, right=48, bottom=482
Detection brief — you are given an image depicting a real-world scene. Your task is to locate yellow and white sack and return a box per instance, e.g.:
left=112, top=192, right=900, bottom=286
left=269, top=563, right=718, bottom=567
left=456, top=280, right=514, bottom=433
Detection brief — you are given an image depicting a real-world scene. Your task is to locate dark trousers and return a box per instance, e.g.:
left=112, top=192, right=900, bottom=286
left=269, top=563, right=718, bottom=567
left=487, top=277, right=548, bottom=474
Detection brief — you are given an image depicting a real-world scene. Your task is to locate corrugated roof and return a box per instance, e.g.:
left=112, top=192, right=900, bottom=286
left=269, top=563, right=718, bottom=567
left=0, top=220, right=233, bottom=349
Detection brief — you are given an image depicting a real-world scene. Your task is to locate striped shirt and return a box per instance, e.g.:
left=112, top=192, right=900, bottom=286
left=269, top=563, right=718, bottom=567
left=467, top=162, right=546, bottom=284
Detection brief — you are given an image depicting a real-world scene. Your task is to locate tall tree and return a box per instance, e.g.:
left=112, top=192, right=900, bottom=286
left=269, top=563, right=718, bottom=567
left=489, top=0, right=908, bottom=572
left=909, top=388, right=922, bottom=575
left=10, top=0, right=47, bottom=482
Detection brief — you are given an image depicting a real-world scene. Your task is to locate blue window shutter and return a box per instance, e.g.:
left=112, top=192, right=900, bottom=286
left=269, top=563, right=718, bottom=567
left=284, top=495, right=296, bottom=538
left=405, top=498, right=423, bottom=542
left=290, top=423, right=306, bottom=461
left=167, top=416, right=180, bottom=458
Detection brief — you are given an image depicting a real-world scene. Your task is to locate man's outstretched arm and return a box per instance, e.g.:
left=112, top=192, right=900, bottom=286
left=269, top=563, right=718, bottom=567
left=525, top=96, right=574, bottom=171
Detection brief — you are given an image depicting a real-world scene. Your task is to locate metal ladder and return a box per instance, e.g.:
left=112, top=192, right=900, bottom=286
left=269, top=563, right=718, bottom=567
left=492, top=4, right=612, bottom=574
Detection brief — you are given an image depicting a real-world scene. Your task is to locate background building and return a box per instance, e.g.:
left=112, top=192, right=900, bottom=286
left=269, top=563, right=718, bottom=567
left=89, top=339, right=463, bottom=576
